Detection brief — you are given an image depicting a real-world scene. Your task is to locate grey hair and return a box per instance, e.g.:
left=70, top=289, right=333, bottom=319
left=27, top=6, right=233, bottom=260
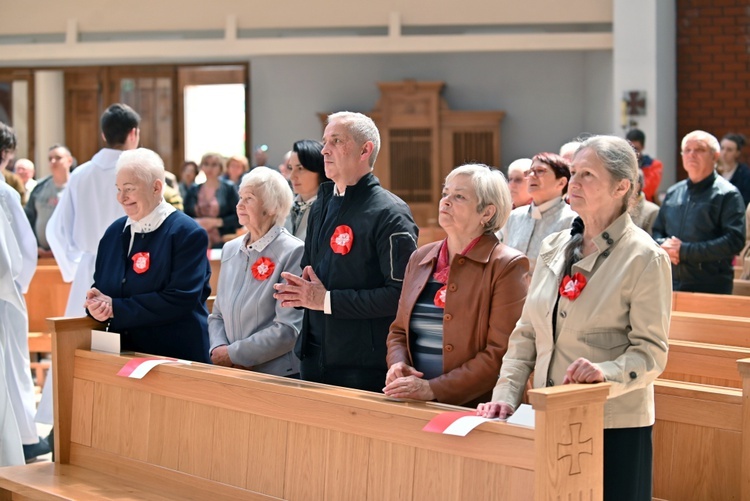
left=327, top=111, right=381, bottom=168
left=681, top=130, right=721, bottom=154
left=559, top=141, right=582, bottom=160
left=507, top=158, right=532, bottom=175
left=239, top=166, right=294, bottom=226
left=563, top=135, right=638, bottom=276
left=116, top=148, right=165, bottom=187
left=445, top=163, right=512, bottom=234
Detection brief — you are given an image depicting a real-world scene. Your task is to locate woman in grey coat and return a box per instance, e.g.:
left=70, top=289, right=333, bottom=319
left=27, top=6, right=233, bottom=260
left=209, top=167, right=303, bottom=376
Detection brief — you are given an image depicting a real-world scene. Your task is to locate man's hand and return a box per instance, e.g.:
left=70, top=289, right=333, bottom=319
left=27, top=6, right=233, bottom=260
left=660, top=236, right=681, bottom=265
left=384, top=362, right=424, bottom=385
left=383, top=375, right=434, bottom=401
left=274, top=266, right=327, bottom=310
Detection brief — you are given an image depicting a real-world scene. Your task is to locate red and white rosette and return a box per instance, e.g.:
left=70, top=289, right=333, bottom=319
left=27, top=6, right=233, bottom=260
left=251, top=256, right=275, bottom=281
left=433, top=284, right=447, bottom=308
left=131, top=252, right=150, bottom=274
left=330, top=225, right=354, bottom=255
left=559, top=272, right=587, bottom=301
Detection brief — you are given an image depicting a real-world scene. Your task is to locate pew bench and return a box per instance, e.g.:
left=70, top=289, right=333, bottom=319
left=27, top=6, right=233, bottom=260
left=670, top=311, right=750, bottom=348
left=0, top=316, right=610, bottom=501
left=27, top=332, right=52, bottom=389
left=672, top=291, right=750, bottom=318
left=653, top=363, right=750, bottom=501
left=660, top=339, right=750, bottom=388
left=734, top=278, right=750, bottom=296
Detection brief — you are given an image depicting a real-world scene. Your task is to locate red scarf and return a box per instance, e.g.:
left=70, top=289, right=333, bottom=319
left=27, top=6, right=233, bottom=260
left=432, top=236, right=482, bottom=284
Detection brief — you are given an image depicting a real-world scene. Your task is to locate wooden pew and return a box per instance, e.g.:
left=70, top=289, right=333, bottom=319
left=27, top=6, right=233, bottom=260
left=23, top=259, right=70, bottom=333
left=0, top=317, right=609, bottom=501
left=734, top=279, right=750, bottom=296
left=670, top=311, right=750, bottom=348
left=660, top=339, right=750, bottom=388
left=673, top=291, right=750, bottom=318
left=653, top=360, right=750, bottom=501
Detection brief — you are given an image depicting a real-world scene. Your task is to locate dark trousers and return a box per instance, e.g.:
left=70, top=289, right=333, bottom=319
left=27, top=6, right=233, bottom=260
left=603, top=426, right=653, bottom=501
left=300, top=344, right=386, bottom=393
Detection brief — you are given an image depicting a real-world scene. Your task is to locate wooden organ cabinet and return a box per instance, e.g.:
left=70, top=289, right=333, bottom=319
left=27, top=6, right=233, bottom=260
left=322, top=80, right=505, bottom=230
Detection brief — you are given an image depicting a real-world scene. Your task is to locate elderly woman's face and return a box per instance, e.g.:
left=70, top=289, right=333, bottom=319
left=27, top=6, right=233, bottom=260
left=568, top=148, right=622, bottom=218
left=237, top=186, right=272, bottom=230
left=507, top=166, right=531, bottom=207
left=526, top=160, right=566, bottom=205
left=439, top=174, right=485, bottom=237
left=116, top=168, right=161, bottom=222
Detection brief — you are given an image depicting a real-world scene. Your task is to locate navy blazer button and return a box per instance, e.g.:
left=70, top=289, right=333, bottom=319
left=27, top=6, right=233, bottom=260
left=629, top=371, right=637, bottom=379
left=121, top=278, right=127, bottom=284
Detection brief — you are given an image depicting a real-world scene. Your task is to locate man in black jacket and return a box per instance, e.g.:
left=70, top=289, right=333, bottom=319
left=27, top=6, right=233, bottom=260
left=275, top=111, right=418, bottom=392
left=652, top=130, right=746, bottom=294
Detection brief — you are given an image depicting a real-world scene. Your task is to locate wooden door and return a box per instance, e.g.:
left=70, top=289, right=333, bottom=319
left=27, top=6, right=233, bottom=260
left=64, top=68, right=105, bottom=165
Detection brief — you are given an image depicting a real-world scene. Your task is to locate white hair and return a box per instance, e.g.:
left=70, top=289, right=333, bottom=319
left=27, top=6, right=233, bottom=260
left=559, top=141, right=582, bottom=160
left=681, top=130, right=721, bottom=154
left=239, top=166, right=294, bottom=226
left=507, top=158, right=532, bottom=175
left=116, top=148, right=165, bottom=186
left=327, top=111, right=381, bottom=168
left=445, top=164, right=512, bottom=234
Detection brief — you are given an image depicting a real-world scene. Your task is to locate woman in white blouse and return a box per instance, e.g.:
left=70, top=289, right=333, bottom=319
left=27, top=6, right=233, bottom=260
left=209, top=167, right=304, bottom=376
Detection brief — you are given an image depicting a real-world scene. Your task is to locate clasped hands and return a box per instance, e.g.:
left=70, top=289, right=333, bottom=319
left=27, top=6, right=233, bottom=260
left=274, top=265, right=327, bottom=310
left=660, top=236, right=681, bottom=265
left=382, top=362, right=435, bottom=401
left=476, top=357, right=604, bottom=418
left=84, top=287, right=113, bottom=322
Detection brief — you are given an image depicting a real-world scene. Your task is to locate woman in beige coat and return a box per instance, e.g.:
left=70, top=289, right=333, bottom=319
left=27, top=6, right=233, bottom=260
left=478, top=136, right=671, bottom=501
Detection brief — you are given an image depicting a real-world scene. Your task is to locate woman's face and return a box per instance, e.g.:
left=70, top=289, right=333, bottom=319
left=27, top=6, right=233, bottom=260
left=201, top=156, right=223, bottom=180
left=526, top=160, right=566, bottom=205
left=181, top=164, right=197, bottom=185
left=289, top=153, right=321, bottom=201
left=237, top=186, right=271, bottom=230
left=507, top=166, right=531, bottom=207
left=438, top=174, right=487, bottom=237
left=720, top=139, right=742, bottom=166
left=116, top=168, right=161, bottom=222
left=568, top=148, right=623, bottom=218
left=226, top=159, right=245, bottom=183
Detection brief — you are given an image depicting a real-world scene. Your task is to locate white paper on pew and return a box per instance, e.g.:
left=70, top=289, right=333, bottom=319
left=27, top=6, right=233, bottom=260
left=506, top=404, right=535, bottom=428
left=127, top=359, right=191, bottom=379
left=91, top=329, right=121, bottom=354
left=442, top=415, right=498, bottom=436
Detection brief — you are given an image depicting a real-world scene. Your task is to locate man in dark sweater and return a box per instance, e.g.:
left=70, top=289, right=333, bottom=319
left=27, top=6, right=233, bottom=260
left=275, top=111, right=418, bottom=392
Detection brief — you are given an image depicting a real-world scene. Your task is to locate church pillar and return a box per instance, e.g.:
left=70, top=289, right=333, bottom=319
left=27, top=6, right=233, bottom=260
left=34, top=71, right=65, bottom=178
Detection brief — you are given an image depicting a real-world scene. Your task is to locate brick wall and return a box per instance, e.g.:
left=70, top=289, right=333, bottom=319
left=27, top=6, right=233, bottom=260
left=677, top=0, right=750, bottom=178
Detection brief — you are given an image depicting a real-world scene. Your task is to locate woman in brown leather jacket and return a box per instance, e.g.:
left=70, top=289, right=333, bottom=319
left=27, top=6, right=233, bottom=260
left=383, top=164, right=529, bottom=407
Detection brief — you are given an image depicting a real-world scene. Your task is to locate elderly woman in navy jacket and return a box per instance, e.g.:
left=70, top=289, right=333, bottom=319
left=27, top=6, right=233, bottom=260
left=208, top=167, right=304, bottom=376
left=85, top=148, right=212, bottom=363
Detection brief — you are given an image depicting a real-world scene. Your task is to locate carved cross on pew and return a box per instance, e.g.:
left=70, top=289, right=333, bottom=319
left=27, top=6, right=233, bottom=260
left=557, top=422, right=593, bottom=475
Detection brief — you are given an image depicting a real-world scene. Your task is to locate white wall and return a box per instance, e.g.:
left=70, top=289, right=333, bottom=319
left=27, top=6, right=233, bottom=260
left=250, top=51, right=613, bottom=170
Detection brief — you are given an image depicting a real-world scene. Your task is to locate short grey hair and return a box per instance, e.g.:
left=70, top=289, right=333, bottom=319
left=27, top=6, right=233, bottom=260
left=445, top=163, right=512, bottom=234
left=681, top=130, right=721, bottom=154
left=559, top=141, right=582, bottom=160
left=327, top=111, right=381, bottom=168
left=574, top=135, right=637, bottom=213
left=116, top=148, right=165, bottom=186
left=239, top=166, right=293, bottom=226
left=507, top=158, right=532, bottom=175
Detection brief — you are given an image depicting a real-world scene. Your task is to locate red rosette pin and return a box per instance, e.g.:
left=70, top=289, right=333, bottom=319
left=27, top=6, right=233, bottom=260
left=559, top=272, right=587, bottom=301
left=131, top=252, right=150, bottom=274
left=433, top=285, right=447, bottom=308
left=251, top=256, right=275, bottom=281
left=330, top=225, right=354, bottom=255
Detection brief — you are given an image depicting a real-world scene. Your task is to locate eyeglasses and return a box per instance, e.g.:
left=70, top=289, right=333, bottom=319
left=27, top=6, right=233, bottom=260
left=524, top=166, right=550, bottom=177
